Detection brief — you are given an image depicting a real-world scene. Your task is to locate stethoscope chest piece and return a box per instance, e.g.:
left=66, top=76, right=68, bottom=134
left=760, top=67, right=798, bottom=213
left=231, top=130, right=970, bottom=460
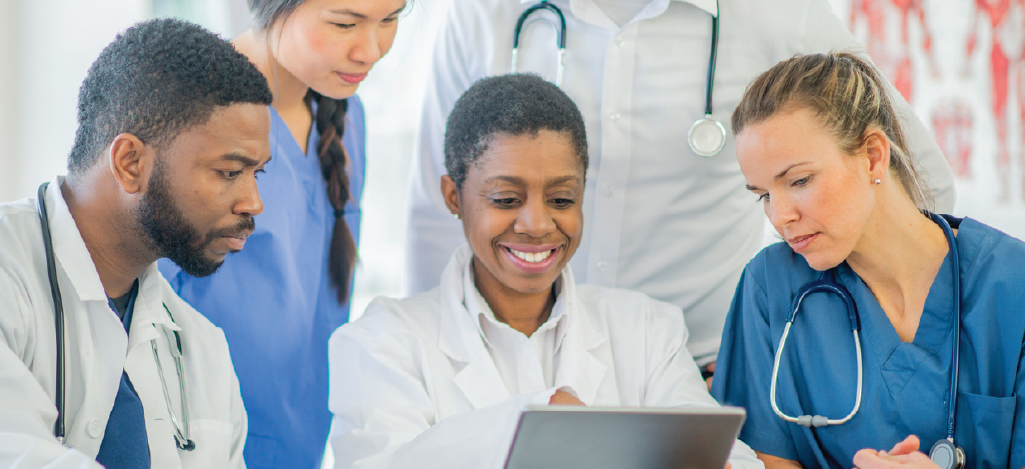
left=688, top=115, right=726, bottom=157
left=930, top=439, right=965, bottom=469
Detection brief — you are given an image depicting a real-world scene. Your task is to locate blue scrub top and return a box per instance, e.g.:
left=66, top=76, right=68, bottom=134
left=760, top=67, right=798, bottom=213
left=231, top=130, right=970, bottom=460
left=712, top=216, right=1025, bottom=468
left=159, top=97, right=366, bottom=469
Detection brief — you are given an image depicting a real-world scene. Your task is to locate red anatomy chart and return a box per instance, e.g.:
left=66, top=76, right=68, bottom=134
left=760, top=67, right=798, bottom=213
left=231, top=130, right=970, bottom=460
left=849, top=0, right=936, bottom=104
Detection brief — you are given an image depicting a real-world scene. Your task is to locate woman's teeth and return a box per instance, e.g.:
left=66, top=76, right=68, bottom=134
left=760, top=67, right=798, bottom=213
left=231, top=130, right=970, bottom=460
left=509, top=248, right=554, bottom=263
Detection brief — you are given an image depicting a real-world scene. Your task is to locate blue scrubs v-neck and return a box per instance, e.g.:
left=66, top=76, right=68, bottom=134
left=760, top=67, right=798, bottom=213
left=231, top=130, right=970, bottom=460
left=158, top=97, right=366, bottom=469
left=713, top=216, right=1025, bottom=468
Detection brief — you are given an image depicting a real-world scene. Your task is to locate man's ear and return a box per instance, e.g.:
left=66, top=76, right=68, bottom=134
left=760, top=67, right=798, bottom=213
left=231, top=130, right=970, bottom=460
left=440, top=175, right=461, bottom=217
left=108, top=133, right=153, bottom=195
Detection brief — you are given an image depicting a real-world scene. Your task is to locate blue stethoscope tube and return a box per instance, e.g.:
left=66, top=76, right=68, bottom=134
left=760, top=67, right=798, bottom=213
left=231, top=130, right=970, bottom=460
left=769, top=212, right=964, bottom=467
left=511, top=1, right=567, bottom=86
left=36, top=182, right=195, bottom=451
left=511, top=1, right=727, bottom=157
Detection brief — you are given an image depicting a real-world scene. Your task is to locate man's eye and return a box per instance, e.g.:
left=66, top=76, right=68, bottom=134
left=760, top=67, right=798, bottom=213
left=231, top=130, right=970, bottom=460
left=221, top=170, right=243, bottom=179
left=792, top=176, right=810, bottom=186
left=332, top=22, right=355, bottom=29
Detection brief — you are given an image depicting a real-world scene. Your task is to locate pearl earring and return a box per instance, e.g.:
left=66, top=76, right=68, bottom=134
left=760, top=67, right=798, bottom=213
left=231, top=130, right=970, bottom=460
left=874, top=179, right=881, bottom=185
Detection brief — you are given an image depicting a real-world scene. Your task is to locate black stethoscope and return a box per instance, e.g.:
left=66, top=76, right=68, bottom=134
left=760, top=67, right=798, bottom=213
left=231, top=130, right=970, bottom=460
left=770, top=212, right=965, bottom=469
left=36, top=182, right=195, bottom=451
left=511, top=0, right=727, bottom=157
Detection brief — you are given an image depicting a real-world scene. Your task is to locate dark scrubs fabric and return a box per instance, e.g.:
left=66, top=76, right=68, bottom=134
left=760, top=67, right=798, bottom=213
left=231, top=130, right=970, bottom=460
left=159, top=97, right=366, bottom=468
left=97, top=280, right=151, bottom=468
left=713, top=216, right=1025, bottom=468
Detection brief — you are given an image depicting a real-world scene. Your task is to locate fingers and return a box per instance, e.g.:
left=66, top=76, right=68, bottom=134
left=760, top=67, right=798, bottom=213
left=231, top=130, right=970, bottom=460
left=887, top=435, right=921, bottom=456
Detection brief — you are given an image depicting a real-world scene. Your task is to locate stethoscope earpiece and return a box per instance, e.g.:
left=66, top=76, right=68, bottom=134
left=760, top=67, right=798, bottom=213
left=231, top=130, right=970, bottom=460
left=929, top=439, right=965, bottom=469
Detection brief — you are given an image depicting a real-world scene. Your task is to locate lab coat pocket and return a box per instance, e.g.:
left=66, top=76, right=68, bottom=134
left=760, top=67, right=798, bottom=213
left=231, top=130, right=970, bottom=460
left=953, top=391, right=1015, bottom=468
left=178, top=419, right=233, bottom=467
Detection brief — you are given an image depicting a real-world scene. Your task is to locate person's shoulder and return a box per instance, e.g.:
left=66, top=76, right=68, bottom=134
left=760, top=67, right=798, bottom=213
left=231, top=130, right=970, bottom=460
left=0, top=198, right=46, bottom=293
left=745, top=241, right=812, bottom=281
left=337, top=288, right=446, bottom=340
left=958, top=217, right=1025, bottom=275
left=0, top=197, right=42, bottom=244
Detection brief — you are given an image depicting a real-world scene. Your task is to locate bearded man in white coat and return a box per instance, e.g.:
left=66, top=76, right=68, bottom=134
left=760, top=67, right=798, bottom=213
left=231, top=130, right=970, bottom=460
left=0, top=19, right=273, bottom=468
left=328, top=74, right=762, bottom=469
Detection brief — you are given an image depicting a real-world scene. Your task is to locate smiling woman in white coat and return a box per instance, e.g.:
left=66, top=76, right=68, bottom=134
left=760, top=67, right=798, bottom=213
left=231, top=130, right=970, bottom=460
left=327, top=74, right=762, bottom=469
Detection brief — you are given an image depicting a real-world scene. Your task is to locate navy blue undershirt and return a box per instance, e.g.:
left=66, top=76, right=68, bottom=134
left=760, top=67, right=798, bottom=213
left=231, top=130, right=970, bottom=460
left=96, top=279, right=151, bottom=468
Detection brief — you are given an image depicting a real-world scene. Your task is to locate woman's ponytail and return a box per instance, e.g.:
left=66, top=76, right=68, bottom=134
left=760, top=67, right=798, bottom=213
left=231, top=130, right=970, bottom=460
left=309, top=90, right=357, bottom=304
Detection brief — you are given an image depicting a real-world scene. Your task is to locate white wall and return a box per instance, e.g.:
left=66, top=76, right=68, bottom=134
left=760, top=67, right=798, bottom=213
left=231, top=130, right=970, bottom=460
left=0, top=0, right=149, bottom=203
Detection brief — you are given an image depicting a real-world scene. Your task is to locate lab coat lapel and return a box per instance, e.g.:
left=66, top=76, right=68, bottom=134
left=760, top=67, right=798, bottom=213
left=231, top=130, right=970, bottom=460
left=438, top=245, right=512, bottom=409
left=126, top=265, right=181, bottom=353
left=552, top=268, right=608, bottom=405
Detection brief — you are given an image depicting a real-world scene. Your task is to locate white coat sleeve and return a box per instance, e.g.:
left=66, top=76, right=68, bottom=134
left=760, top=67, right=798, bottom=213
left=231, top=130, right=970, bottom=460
left=642, top=299, right=763, bottom=469
left=403, top=0, right=485, bottom=294
left=796, top=0, right=956, bottom=212
left=327, top=301, right=556, bottom=469
left=228, top=356, right=247, bottom=469
left=0, top=268, right=103, bottom=469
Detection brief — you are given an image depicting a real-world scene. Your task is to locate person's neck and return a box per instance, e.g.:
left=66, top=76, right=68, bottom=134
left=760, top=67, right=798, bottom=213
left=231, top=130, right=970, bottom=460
left=232, top=29, right=310, bottom=116
left=846, top=190, right=949, bottom=342
left=62, top=175, right=154, bottom=298
left=471, top=259, right=556, bottom=338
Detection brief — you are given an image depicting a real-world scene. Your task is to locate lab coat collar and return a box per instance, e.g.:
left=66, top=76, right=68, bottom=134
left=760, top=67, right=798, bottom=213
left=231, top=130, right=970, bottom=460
left=518, top=0, right=717, bottom=18
left=45, top=177, right=181, bottom=340
left=45, top=176, right=108, bottom=303
left=438, top=245, right=607, bottom=407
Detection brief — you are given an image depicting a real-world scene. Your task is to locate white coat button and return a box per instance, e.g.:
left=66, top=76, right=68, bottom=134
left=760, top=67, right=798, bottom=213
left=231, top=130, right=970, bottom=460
left=609, top=112, right=620, bottom=121
left=603, top=184, right=614, bottom=196
left=596, top=261, right=608, bottom=270
left=615, top=37, right=625, bottom=47
left=87, top=419, right=103, bottom=438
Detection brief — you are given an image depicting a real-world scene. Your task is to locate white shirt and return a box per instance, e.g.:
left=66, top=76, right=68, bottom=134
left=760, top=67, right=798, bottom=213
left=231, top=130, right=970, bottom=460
left=403, top=0, right=956, bottom=364
left=0, top=178, right=247, bottom=469
left=328, top=244, right=763, bottom=469
left=463, top=262, right=565, bottom=393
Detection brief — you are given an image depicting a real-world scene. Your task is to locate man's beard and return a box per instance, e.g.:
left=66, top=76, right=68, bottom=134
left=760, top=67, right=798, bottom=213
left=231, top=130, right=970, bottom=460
left=137, top=164, right=254, bottom=278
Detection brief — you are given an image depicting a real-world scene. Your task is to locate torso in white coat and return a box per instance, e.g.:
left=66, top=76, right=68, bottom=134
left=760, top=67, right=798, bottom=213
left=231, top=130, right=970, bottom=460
left=0, top=178, right=247, bottom=469
left=328, top=245, right=761, bottom=469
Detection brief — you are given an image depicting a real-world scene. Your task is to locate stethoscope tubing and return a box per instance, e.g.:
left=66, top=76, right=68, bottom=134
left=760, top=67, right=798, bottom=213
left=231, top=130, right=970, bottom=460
left=511, top=1, right=567, bottom=86
left=512, top=0, right=725, bottom=156
left=36, top=182, right=194, bottom=450
left=770, top=213, right=962, bottom=442
left=36, top=182, right=66, bottom=443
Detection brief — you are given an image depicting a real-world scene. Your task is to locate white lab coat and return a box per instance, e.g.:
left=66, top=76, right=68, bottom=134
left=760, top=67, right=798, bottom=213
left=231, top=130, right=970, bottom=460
left=328, top=245, right=762, bottom=469
left=0, top=177, right=247, bottom=468
left=403, top=0, right=957, bottom=364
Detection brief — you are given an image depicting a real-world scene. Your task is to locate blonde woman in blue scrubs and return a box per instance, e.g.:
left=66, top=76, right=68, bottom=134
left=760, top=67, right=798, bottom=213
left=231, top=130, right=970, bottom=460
left=159, top=0, right=405, bottom=467
left=712, top=53, right=1025, bottom=468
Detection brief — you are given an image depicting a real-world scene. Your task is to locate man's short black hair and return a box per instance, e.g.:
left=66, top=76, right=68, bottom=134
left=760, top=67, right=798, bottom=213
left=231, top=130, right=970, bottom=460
left=444, top=74, right=588, bottom=189
left=68, top=18, right=273, bottom=174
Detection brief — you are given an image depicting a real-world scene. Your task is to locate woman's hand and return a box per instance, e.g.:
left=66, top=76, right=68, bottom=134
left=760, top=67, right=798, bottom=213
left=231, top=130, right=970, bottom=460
left=549, top=390, right=585, bottom=406
left=852, top=435, right=940, bottom=469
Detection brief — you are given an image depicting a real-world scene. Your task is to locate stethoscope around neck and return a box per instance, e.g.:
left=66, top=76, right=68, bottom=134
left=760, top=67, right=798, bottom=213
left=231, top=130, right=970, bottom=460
left=511, top=0, right=727, bottom=157
left=36, top=182, right=195, bottom=451
left=770, top=212, right=965, bottom=469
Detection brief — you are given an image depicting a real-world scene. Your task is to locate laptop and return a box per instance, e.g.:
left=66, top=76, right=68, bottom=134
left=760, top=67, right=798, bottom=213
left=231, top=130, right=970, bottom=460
left=503, top=406, right=746, bottom=469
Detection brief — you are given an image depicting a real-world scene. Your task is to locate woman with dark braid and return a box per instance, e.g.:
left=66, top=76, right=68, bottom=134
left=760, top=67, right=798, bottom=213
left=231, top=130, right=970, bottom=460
left=157, top=1, right=406, bottom=467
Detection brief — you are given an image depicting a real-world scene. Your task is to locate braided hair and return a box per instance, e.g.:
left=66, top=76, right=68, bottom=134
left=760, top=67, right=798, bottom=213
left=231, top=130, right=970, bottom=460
left=249, top=0, right=356, bottom=303
left=309, top=90, right=356, bottom=304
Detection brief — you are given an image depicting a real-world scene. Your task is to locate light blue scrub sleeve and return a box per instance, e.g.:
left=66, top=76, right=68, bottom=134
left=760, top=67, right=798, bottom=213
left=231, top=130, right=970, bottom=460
left=712, top=254, right=800, bottom=461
